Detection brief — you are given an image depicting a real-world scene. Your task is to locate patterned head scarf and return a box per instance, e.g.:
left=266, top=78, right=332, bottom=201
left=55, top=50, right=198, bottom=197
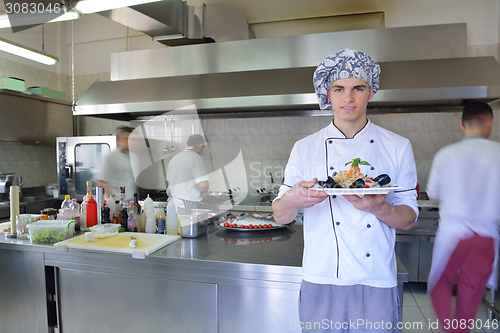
left=313, top=49, right=381, bottom=110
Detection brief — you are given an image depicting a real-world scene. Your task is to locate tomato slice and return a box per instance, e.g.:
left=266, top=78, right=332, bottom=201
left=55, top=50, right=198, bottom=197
left=364, top=185, right=370, bottom=188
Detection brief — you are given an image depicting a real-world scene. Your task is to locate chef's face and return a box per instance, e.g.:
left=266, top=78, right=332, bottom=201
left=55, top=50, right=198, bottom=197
left=327, top=78, right=374, bottom=124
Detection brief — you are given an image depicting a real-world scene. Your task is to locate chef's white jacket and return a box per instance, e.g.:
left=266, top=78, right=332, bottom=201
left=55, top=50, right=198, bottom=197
left=277, top=120, right=418, bottom=288
left=427, top=136, right=500, bottom=292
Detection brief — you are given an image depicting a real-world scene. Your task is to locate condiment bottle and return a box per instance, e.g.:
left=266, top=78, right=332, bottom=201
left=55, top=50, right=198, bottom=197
left=127, top=200, right=137, bottom=232
left=81, top=194, right=91, bottom=229
left=101, top=200, right=111, bottom=224
left=113, top=200, right=122, bottom=225
left=166, top=201, right=178, bottom=235
left=156, top=205, right=166, bottom=234
left=86, top=197, right=98, bottom=228
left=121, top=199, right=129, bottom=231
left=145, top=209, right=156, bottom=234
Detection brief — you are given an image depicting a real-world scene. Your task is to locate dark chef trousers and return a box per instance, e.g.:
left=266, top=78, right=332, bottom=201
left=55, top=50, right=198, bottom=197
left=299, top=280, right=399, bottom=332
left=430, top=233, right=495, bottom=333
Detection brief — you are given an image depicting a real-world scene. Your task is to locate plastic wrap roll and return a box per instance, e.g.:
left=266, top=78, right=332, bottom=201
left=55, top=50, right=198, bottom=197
left=10, top=186, right=19, bottom=234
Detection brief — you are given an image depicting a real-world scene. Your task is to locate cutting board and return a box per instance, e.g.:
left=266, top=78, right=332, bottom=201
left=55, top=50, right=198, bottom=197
left=54, top=232, right=180, bottom=259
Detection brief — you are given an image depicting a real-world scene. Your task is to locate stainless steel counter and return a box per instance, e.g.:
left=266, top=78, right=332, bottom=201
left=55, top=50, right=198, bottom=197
left=0, top=224, right=408, bottom=333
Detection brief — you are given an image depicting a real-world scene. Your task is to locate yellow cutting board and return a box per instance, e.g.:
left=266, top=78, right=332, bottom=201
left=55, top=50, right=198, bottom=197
left=54, top=232, right=180, bottom=259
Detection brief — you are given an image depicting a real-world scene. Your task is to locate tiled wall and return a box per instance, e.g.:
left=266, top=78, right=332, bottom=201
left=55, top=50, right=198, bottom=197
left=0, top=145, right=57, bottom=188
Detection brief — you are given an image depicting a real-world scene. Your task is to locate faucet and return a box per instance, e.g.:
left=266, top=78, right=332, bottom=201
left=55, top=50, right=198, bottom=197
left=18, top=176, right=24, bottom=198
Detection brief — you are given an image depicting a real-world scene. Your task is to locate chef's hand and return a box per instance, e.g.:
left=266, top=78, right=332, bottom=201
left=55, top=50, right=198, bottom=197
left=272, top=178, right=328, bottom=225
left=343, top=193, right=386, bottom=212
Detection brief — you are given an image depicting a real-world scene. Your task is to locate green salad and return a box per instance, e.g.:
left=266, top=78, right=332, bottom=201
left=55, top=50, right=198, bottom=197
left=30, top=228, right=67, bottom=243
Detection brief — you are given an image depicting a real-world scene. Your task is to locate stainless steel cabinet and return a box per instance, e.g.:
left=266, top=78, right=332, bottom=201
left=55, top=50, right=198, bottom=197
left=0, top=248, right=48, bottom=333
left=57, top=267, right=218, bottom=333
left=418, top=235, right=435, bottom=283
left=395, top=235, right=420, bottom=282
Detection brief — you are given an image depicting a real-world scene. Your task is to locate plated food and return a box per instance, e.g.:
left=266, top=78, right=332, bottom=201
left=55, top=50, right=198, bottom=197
left=218, top=213, right=286, bottom=231
left=316, top=158, right=402, bottom=194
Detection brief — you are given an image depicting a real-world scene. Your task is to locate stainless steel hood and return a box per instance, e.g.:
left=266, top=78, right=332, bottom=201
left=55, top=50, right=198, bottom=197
left=75, top=23, right=500, bottom=120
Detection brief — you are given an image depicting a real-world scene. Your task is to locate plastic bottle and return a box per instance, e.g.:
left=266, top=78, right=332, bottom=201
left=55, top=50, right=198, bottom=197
left=156, top=205, right=166, bottom=234
left=121, top=199, right=129, bottom=231
left=69, top=198, right=81, bottom=230
left=80, top=194, right=91, bottom=230
left=127, top=200, right=137, bottom=231
left=145, top=209, right=156, bottom=234
left=166, top=200, right=178, bottom=235
left=59, top=195, right=72, bottom=219
left=113, top=200, right=122, bottom=225
left=86, top=197, right=98, bottom=228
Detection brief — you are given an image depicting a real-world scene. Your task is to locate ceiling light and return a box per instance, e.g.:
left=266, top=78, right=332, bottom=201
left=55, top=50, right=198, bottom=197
left=73, top=0, right=163, bottom=14
left=0, top=37, right=58, bottom=65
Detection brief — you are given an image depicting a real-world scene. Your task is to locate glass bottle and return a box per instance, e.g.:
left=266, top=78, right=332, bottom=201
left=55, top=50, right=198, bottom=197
left=121, top=199, right=129, bottom=231
left=127, top=200, right=137, bottom=232
left=101, top=200, right=111, bottom=224
left=156, top=205, right=166, bottom=234
left=113, top=200, right=122, bottom=225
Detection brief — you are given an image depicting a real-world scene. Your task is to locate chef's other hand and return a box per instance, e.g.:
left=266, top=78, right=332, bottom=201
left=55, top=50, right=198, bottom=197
left=284, top=178, right=329, bottom=208
left=343, top=193, right=386, bottom=212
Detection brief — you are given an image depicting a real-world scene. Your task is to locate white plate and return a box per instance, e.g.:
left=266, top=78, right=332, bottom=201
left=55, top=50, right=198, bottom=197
left=315, top=184, right=404, bottom=195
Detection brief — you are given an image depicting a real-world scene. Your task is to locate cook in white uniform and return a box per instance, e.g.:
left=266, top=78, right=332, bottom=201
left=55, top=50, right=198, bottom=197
left=166, top=134, right=209, bottom=211
left=96, top=126, right=139, bottom=200
left=427, top=101, right=500, bottom=332
left=273, top=49, right=418, bottom=332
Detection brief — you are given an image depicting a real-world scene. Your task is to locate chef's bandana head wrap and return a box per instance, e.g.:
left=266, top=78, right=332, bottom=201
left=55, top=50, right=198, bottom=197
left=313, top=49, right=381, bottom=110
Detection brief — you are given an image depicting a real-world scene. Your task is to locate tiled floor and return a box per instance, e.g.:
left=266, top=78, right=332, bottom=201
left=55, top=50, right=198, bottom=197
left=403, top=283, right=500, bottom=333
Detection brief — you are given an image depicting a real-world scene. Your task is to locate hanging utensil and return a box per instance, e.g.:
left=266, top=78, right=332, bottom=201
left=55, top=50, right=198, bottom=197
left=170, top=118, right=176, bottom=153
left=162, top=119, right=169, bottom=154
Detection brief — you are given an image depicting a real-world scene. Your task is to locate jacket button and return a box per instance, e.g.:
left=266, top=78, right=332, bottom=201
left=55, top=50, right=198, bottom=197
left=332, top=195, right=336, bottom=199
left=367, top=224, right=371, bottom=228
left=370, top=166, right=374, bottom=170
left=370, top=139, right=374, bottom=143
left=366, top=253, right=370, bottom=257
left=336, top=221, right=340, bottom=226
left=330, top=166, right=334, bottom=170
left=328, top=140, right=333, bottom=144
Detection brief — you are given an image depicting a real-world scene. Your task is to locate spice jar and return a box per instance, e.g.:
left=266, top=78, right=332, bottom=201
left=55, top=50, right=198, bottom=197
left=40, top=209, right=48, bottom=220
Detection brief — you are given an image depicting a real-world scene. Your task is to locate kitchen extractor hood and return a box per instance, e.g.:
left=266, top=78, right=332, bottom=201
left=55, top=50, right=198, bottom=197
left=96, top=0, right=254, bottom=46
left=75, top=23, right=500, bottom=120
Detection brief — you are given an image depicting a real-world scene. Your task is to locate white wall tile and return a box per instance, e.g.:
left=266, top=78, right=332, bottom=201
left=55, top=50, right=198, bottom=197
left=299, top=116, right=320, bottom=135
left=261, top=135, right=281, bottom=160
left=406, top=132, right=430, bottom=160
left=241, top=118, right=262, bottom=135
left=429, top=112, right=454, bottom=132
left=225, top=119, right=243, bottom=136
left=319, top=116, right=334, bottom=128
left=280, top=117, right=300, bottom=135
left=428, top=131, right=454, bottom=158
left=241, top=135, right=262, bottom=160
left=384, top=114, right=407, bottom=135
left=368, top=114, right=385, bottom=128
left=280, top=134, right=300, bottom=160
left=407, top=113, right=429, bottom=132
left=261, top=117, right=281, bottom=134
left=207, top=119, right=225, bottom=136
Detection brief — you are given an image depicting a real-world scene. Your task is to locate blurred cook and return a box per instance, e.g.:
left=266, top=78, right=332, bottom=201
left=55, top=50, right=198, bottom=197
left=273, top=49, right=418, bottom=332
left=427, top=101, right=500, bottom=332
left=166, top=134, right=209, bottom=211
left=95, top=126, right=138, bottom=200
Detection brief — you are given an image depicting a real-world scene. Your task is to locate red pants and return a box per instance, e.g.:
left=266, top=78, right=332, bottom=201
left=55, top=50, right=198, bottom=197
left=430, top=233, right=495, bottom=333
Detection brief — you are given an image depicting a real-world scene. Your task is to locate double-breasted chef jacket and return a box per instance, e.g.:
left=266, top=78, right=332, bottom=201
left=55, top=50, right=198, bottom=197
left=277, top=120, right=418, bottom=288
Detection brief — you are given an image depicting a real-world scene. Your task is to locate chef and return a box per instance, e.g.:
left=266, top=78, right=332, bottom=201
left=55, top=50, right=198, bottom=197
left=96, top=126, right=139, bottom=200
left=427, top=101, right=500, bottom=332
left=273, top=49, right=418, bottom=332
left=166, top=134, right=209, bottom=212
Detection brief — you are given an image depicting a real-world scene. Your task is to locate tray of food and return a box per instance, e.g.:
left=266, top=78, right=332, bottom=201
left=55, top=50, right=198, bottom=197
left=314, top=158, right=404, bottom=195
left=217, top=212, right=287, bottom=231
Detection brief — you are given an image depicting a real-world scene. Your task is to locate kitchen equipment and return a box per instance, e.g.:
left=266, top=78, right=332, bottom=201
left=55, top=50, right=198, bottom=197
left=0, top=171, right=15, bottom=200
left=45, top=184, right=58, bottom=197
left=57, top=136, right=116, bottom=201
left=90, top=224, right=120, bottom=238
left=178, top=209, right=210, bottom=238
left=54, top=232, right=180, bottom=259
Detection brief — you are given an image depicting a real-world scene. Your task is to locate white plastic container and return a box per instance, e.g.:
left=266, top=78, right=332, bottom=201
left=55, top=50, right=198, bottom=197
left=145, top=209, right=156, bottom=234
left=89, top=224, right=119, bottom=239
left=166, top=201, right=178, bottom=235
left=28, top=220, right=75, bottom=243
